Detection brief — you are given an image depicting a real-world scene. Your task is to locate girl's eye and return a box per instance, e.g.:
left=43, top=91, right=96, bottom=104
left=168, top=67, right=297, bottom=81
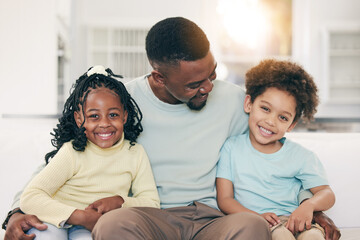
left=89, top=114, right=98, bottom=119
left=109, top=113, right=119, bottom=118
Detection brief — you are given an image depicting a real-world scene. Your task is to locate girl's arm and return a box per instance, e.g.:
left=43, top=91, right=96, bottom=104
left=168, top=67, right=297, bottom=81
left=121, top=145, right=160, bottom=208
left=20, top=144, right=78, bottom=227
left=286, top=185, right=335, bottom=233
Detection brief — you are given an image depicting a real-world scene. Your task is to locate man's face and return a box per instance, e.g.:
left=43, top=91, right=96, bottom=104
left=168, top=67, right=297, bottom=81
left=158, top=51, right=217, bottom=110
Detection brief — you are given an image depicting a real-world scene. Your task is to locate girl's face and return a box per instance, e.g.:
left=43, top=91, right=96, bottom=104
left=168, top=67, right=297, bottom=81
left=74, top=87, right=128, bottom=148
left=244, top=87, right=297, bottom=153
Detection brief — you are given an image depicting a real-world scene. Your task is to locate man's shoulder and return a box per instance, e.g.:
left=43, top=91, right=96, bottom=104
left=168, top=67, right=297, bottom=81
left=123, top=75, right=146, bottom=93
left=212, top=80, right=245, bottom=99
left=223, top=133, right=248, bottom=149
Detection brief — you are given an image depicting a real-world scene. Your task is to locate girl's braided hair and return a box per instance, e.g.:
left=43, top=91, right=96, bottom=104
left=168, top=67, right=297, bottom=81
left=45, top=66, right=143, bottom=164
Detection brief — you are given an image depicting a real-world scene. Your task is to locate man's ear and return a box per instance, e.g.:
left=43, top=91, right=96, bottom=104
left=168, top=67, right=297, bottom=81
left=244, top=95, right=252, bottom=113
left=151, top=70, right=166, bottom=86
left=287, top=121, right=298, bottom=132
left=74, top=111, right=83, bottom=128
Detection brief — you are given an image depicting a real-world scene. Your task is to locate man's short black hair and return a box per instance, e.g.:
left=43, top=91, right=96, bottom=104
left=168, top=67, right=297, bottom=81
left=146, top=17, right=210, bottom=66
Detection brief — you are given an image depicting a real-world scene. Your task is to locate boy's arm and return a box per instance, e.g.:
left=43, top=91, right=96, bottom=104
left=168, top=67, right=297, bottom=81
left=216, top=177, right=257, bottom=215
left=216, top=177, right=280, bottom=227
left=286, top=185, right=335, bottom=234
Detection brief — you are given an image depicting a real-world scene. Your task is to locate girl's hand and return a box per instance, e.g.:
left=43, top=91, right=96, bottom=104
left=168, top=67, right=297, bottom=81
left=86, top=195, right=124, bottom=214
left=261, top=212, right=280, bottom=228
left=67, top=208, right=102, bottom=231
left=286, top=202, right=314, bottom=234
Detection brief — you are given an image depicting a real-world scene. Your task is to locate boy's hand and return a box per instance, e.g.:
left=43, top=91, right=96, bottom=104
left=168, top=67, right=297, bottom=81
left=86, top=195, right=124, bottom=214
left=286, top=202, right=313, bottom=234
left=261, top=212, right=280, bottom=228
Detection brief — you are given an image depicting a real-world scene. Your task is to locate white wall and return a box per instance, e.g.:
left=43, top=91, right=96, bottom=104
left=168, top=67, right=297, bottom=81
left=292, top=0, right=360, bottom=118
left=68, top=0, right=219, bottom=82
left=0, top=0, right=59, bottom=116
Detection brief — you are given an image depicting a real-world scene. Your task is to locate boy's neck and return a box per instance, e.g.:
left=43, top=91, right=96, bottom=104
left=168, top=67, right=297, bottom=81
left=248, top=131, right=284, bottom=154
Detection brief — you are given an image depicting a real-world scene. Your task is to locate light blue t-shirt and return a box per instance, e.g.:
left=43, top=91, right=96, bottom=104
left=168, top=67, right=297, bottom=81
left=216, top=132, right=329, bottom=215
left=126, top=76, right=249, bottom=209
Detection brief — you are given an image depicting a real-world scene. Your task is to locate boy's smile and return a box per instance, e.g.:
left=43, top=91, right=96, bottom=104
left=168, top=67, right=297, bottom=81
left=244, top=87, right=297, bottom=153
left=74, top=87, right=128, bottom=149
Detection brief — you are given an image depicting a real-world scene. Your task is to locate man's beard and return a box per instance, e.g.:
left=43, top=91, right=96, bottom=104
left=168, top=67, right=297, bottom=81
left=186, top=99, right=207, bottom=111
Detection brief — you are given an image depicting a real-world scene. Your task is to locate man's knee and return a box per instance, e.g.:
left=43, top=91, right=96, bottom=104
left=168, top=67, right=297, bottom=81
left=228, top=212, right=271, bottom=238
left=92, top=208, right=143, bottom=239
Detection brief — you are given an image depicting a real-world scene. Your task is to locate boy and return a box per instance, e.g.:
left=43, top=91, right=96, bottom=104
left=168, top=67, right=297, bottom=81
left=216, top=59, right=335, bottom=240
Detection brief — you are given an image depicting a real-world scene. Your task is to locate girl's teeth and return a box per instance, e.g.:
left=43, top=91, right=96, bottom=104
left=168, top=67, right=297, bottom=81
left=98, top=133, right=112, bottom=137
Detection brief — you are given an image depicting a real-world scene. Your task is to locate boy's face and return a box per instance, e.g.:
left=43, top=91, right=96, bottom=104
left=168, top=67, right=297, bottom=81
left=74, top=87, right=128, bottom=149
left=244, top=87, right=297, bottom=153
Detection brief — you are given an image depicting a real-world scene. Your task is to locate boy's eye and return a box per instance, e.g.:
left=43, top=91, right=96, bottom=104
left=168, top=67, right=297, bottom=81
left=279, top=115, right=288, bottom=121
left=261, top=106, right=269, bottom=112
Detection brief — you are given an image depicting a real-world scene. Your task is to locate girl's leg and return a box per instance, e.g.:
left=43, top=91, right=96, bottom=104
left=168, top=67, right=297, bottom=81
left=26, top=223, right=67, bottom=240
left=68, top=225, right=92, bottom=240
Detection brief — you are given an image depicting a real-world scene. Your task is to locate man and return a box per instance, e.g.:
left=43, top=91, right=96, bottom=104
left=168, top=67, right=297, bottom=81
left=3, top=17, right=340, bottom=240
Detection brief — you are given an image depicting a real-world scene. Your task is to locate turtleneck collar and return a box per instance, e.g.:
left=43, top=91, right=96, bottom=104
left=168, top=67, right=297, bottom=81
left=86, top=133, right=125, bottom=156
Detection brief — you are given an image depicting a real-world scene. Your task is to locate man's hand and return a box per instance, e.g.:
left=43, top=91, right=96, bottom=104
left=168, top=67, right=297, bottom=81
left=261, top=212, right=280, bottom=228
left=4, top=212, right=47, bottom=240
left=86, top=195, right=124, bottom=214
left=313, top=211, right=341, bottom=240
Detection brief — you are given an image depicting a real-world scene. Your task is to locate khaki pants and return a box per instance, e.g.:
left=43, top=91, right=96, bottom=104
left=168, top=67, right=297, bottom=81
left=92, top=201, right=271, bottom=240
left=271, top=216, right=325, bottom=240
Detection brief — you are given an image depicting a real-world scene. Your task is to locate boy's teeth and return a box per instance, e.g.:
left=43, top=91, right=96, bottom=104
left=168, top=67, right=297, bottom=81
left=260, top=126, right=272, bottom=134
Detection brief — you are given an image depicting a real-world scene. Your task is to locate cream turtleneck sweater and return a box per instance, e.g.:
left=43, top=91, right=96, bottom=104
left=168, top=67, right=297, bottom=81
left=20, top=135, right=159, bottom=227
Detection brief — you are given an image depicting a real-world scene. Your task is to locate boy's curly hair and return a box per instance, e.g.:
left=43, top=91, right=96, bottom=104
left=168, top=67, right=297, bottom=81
left=245, top=59, right=319, bottom=123
left=44, top=67, right=143, bottom=164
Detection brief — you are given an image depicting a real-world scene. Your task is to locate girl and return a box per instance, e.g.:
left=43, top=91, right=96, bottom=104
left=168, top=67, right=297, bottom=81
left=20, top=66, right=160, bottom=239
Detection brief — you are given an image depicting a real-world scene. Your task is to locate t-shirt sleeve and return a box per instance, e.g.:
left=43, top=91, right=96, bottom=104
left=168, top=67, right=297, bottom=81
left=297, top=151, right=329, bottom=190
left=216, top=138, right=234, bottom=182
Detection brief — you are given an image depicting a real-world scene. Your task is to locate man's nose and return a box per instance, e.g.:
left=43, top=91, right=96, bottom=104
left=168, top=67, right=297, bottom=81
left=199, top=79, right=214, bottom=94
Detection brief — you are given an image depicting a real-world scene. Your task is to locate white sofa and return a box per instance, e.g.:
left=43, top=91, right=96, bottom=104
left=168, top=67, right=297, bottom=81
left=0, top=117, right=359, bottom=239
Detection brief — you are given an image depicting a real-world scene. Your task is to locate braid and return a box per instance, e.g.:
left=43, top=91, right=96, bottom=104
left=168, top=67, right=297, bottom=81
left=45, top=68, right=143, bottom=164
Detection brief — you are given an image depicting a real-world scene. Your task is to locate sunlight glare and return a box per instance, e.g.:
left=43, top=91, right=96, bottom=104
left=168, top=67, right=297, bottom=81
left=217, top=0, right=269, bottom=49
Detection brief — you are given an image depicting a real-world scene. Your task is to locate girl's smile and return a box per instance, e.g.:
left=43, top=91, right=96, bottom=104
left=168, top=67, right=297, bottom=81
left=74, top=87, right=128, bottom=149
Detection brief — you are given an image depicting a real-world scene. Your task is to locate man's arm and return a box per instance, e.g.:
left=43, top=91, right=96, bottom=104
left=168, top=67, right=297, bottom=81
left=298, top=188, right=341, bottom=240
left=2, top=164, right=47, bottom=240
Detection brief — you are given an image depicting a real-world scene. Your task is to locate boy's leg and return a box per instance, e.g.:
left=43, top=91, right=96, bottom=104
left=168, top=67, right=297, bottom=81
left=296, top=223, right=325, bottom=240
left=26, top=222, right=67, bottom=240
left=191, top=202, right=271, bottom=240
left=271, top=225, right=296, bottom=240
left=68, top=225, right=92, bottom=240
